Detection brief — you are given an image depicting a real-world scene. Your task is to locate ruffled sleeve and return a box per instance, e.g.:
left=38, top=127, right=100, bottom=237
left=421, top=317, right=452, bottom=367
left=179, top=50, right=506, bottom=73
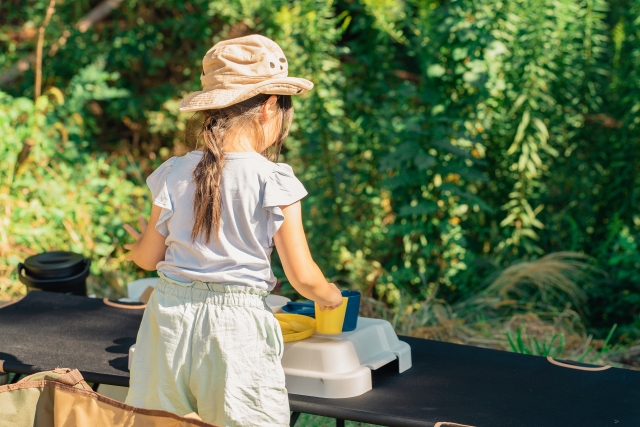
left=146, top=157, right=177, bottom=237
left=263, top=163, right=308, bottom=246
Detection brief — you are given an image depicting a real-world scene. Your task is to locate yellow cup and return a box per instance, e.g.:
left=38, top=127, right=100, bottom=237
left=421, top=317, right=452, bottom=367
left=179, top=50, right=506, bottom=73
left=314, top=297, right=349, bottom=334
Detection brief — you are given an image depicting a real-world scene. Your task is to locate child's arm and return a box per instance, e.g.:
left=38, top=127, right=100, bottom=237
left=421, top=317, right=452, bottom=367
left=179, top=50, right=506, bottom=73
left=274, top=201, right=343, bottom=309
left=123, top=205, right=168, bottom=270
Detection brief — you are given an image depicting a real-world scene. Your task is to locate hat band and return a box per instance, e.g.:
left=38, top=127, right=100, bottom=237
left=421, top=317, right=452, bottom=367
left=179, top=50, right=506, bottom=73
left=200, top=72, right=288, bottom=89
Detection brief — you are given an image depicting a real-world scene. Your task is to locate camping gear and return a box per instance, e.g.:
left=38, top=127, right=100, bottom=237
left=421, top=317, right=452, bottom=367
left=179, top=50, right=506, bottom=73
left=17, top=251, right=90, bottom=296
left=282, top=301, right=315, bottom=317
left=340, top=290, right=361, bottom=332
left=314, top=297, right=348, bottom=334
left=275, top=313, right=315, bottom=343
left=0, top=368, right=215, bottom=427
left=1, top=291, right=639, bottom=426
left=282, top=317, right=411, bottom=399
left=289, top=337, right=640, bottom=427
left=179, top=34, right=313, bottom=112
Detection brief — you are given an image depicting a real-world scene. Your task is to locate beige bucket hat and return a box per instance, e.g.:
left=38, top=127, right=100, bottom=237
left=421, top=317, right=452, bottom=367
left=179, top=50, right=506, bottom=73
left=179, top=34, right=314, bottom=112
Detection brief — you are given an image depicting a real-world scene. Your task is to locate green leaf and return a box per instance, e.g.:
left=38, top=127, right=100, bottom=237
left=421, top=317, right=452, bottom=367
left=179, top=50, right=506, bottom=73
left=427, top=64, right=446, bottom=78
left=507, top=109, right=531, bottom=155
left=532, top=118, right=549, bottom=139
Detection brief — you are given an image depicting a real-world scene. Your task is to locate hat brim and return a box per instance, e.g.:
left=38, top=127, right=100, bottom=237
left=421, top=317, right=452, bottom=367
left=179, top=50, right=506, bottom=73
left=179, top=77, right=313, bottom=112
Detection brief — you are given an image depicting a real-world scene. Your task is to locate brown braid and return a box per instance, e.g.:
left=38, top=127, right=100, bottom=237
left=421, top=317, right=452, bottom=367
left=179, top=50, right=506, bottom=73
left=189, top=94, right=293, bottom=243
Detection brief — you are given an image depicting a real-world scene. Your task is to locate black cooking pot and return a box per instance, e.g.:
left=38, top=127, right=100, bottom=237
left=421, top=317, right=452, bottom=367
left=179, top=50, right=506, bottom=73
left=17, top=251, right=90, bottom=296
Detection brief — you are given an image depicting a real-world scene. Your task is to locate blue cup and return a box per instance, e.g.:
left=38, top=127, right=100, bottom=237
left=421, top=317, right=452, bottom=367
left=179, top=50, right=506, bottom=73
left=341, top=290, right=361, bottom=332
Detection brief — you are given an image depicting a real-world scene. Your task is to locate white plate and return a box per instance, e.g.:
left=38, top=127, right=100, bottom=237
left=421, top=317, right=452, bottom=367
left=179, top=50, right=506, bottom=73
left=266, top=294, right=291, bottom=313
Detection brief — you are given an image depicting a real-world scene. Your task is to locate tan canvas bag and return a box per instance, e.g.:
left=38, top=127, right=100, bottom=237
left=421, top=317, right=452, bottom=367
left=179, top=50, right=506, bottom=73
left=0, top=368, right=217, bottom=427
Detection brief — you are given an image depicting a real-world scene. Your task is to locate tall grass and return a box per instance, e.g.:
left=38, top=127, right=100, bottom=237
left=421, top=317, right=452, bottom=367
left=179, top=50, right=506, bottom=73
left=357, top=252, right=639, bottom=369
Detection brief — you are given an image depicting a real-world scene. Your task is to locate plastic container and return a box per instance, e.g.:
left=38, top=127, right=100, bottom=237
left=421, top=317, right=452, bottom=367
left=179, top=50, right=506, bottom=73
left=314, top=297, right=348, bottom=334
left=282, top=317, right=412, bottom=398
left=283, top=335, right=371, bottom=399
left=338, top=317, right=412, bottom=373
left=341, top=290, right=361, bottom=331
left=17, top=252, right=90, bottom=296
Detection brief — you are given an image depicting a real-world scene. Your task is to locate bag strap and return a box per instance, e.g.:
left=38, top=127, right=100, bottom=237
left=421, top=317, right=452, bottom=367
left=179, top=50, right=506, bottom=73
left=434, top=423, right=475, bottom=427
left=0, top=368, right=91, bottom=390
left=50, top=368, right=91, bottom=389
left=54, top=369, right=83, bottom=385
left=547, top=357, right=611, bottom=372
left=103, top=298, right=147, bottom=310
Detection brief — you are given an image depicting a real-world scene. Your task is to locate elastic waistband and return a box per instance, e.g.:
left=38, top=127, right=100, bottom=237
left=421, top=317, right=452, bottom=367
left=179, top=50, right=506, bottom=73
left=157, top=272, right=269, bottom=308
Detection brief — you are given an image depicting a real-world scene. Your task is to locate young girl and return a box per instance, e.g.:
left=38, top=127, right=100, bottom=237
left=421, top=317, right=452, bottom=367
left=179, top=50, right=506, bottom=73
left=122, top=35, right=343, bottom=426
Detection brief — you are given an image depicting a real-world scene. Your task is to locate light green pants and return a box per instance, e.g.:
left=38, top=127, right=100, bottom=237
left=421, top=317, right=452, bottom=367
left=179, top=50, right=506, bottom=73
left=125, top=274, right=289, bottom=427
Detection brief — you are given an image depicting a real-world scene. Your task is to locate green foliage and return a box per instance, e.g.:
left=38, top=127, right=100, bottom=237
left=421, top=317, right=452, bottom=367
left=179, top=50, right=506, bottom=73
left=1, top=0, right=640, bottom=347
left=506, top=327, right=566, bottom=358
left=295, top=413, right=379, bottom=427
left=0, top=59, right=147, bottom=298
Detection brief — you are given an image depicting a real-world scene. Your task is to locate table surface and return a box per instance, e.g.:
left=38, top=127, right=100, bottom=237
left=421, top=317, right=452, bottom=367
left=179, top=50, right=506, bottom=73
left=1, top=291, right=639, bottom=427
left=290, top=337, right=640, bottom=427
left=0, top=291, right=141, bottom=385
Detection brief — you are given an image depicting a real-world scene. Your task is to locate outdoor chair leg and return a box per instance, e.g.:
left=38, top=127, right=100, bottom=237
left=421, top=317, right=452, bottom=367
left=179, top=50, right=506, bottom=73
left=336, top=419, right=345, bottom=427
left=290, top=411, right=301, bottom=426
left=9, top=373, right=23, bottom=384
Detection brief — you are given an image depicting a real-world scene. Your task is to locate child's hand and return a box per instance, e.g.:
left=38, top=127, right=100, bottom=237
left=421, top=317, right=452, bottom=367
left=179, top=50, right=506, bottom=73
left=316, top=283, right=343, bottom=311
left=120, top=207, right=168, bottom=270
left=123, top=215, right=148, bottom=261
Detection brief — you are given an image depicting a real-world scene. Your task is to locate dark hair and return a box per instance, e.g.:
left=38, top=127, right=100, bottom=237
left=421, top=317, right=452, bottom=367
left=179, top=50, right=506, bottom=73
left=189, top=94, right=293, bottom=244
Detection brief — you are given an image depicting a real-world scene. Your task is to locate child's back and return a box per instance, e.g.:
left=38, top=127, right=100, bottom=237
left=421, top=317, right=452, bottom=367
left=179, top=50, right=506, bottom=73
left=151, top=151, right=306, bottom=290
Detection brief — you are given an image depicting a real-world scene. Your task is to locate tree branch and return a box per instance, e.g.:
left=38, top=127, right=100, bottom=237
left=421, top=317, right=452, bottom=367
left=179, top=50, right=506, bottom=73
left=76, top=0, right=125, bottom=33
left=34, top=0, right=57, bottom=100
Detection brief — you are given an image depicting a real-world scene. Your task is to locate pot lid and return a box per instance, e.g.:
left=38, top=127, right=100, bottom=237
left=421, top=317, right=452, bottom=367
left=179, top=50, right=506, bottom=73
left=23, top=251, right=86, bottom=280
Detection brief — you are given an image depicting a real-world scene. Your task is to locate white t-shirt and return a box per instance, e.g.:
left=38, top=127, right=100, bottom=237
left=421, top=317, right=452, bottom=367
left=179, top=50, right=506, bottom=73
left=147, top=150, right=307, bottom=291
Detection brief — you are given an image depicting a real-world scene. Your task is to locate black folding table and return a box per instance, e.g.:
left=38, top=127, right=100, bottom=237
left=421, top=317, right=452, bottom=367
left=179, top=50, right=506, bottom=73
left=1, top=291, right=639, bottom=427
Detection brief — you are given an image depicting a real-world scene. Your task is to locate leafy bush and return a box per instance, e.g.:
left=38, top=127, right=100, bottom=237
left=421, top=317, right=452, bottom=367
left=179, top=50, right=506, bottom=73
left=0, top=60, right=148, bottom=299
